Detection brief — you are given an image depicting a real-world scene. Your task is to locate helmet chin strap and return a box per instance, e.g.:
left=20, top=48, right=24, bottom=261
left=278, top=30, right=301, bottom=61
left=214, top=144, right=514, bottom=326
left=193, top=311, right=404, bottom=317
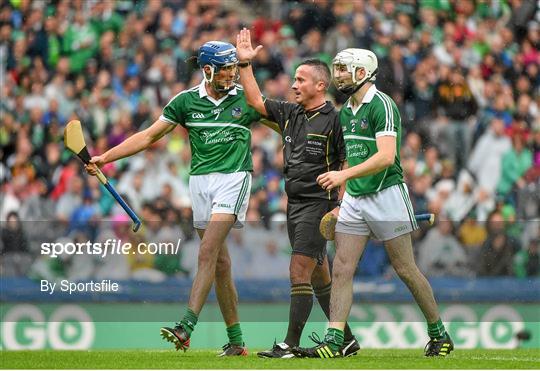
left=338, top=82, right=363, bottom=96
left=204, top=65, right=236, bottom=93
left=338, top=67, right=378, bottom=96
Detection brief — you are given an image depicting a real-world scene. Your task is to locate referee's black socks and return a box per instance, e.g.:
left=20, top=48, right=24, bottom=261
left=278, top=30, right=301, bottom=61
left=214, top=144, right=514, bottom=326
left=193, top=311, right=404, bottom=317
left=284, top=283, right=314, bottom=347
left=314, top=282, right=355, bottom=342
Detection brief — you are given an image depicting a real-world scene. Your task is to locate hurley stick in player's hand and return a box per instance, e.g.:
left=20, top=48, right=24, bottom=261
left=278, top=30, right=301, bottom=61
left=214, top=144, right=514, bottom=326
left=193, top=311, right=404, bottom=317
left=64, top=120, right=142, bottom=232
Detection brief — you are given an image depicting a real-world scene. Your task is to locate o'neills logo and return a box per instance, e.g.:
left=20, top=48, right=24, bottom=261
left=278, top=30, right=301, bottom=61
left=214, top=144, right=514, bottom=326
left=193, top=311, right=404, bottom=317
left=201, top=130, right=235, bottom=144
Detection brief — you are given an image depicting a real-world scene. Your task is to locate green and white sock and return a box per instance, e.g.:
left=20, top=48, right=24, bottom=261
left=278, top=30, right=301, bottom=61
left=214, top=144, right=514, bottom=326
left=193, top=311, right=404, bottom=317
left=427, top=318, right=446, bottom=339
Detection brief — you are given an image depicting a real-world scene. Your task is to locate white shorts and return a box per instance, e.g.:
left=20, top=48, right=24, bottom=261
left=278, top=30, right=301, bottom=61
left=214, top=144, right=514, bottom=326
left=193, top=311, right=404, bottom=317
left=335, top=183, right=419, bottom=241
left=189, top=171, right=252, bottom=230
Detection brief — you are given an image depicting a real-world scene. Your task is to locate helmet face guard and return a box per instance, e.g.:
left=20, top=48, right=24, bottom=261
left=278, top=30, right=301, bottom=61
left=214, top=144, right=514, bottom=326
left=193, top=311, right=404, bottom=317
left=332, top=49, right=378, bottom=96
left=198, top=41, right=239, bottom=93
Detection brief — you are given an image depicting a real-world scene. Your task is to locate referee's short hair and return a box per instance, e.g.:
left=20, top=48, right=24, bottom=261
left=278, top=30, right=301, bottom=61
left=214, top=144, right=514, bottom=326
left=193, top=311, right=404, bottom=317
left=298, top=59, right=331, bottom=89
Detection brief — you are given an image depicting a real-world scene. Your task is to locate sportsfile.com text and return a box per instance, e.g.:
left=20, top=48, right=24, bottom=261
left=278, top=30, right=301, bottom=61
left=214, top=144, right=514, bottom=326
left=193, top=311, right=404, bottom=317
left=40, top=239, right=182, bottom=258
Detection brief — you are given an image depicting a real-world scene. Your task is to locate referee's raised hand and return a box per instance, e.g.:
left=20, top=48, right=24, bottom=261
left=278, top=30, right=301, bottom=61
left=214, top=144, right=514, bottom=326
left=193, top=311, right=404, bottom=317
left=236, top=28, right=263, bottom=61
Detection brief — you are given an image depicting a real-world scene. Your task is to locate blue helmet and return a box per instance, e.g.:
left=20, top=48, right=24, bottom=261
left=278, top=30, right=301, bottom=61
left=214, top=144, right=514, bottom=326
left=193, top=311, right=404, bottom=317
left=197, top=41, right=238, bottom=68
left=198, top=41, right=238, bottom=93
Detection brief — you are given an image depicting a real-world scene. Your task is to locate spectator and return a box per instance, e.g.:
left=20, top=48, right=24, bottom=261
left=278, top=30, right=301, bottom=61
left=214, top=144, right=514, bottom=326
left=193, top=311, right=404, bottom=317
left=378, top=44, right=408, bottom=104
left=433, top=68, right=478, bottom=169
left=513, top=238, right=540, bottom=278
left=417, top=219, right=469, bottom=277
left=497, top=131, right=533, bottom=197
left=458, top=212, right=488, bottom=262
left=478, top=231, right=515, bottom=276
left=55, top=174, right=83, bottom=223
left=467, top=117, right=512, bottom=218
left=477, top=210, right=517, bottom=276
left=0, top=211, right=32, bottom=277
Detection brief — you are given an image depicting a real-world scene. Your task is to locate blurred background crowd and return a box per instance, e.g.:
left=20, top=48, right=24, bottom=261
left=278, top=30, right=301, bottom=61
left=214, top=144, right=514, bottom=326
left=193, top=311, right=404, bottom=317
left=1, top=0, right=539, bottom=282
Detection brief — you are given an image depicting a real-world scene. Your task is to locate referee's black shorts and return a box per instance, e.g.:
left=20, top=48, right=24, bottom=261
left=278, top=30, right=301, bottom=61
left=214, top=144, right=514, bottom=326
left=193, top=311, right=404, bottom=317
left=287, top=198, right=338, bottom=265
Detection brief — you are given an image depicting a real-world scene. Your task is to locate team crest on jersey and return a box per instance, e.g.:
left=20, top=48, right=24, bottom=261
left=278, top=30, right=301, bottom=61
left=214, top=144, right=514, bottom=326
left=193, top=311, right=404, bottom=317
left=231, top=107, right=242, bottom=118
left=360, top=118, right=368, bottom=129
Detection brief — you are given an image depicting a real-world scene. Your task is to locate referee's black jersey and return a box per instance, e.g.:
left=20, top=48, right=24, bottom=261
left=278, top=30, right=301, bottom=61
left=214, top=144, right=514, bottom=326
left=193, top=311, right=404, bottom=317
left=264, top=99, right=346, bottom=200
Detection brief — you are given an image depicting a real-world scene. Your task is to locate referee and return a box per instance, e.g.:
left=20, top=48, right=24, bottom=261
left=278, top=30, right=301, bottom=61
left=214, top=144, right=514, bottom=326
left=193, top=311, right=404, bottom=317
left=236, top=28, right=359, bottom=358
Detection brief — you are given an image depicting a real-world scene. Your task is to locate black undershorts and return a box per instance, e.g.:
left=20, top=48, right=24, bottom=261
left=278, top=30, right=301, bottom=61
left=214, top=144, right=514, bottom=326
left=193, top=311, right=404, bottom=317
left=287, top=198, right=338, bottom=265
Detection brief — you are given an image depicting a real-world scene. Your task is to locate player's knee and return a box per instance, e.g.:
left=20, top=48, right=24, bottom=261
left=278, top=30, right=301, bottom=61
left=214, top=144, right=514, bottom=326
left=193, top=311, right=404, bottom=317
left=393, top=264, right=415, bottom=283
left=332, top=256, right=356, bottom=281
left=197, top=242, right=219, bottom=267
left=215, top=254, right=231, bottom=277
left=332, top=265, right=355, bottom=283
left=289, top=258, right=313, bottom=284
left=333, top=252, right=353, bottom=271
left=311, top=265, right=331, bottom=287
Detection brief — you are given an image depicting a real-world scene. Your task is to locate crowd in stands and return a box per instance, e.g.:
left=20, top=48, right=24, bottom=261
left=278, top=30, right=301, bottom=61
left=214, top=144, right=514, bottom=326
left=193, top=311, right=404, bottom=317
left=1, top=0, right=539, bottom=282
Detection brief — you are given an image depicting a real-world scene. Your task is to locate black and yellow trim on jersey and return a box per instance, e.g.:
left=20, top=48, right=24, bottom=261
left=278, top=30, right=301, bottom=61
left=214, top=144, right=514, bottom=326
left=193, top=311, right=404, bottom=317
left=315, top=344, right=340, bottom=358
left=326, top=131, right=332, bottom=200
left=234, top=172, right=250, bottom=215
left=398, top=183, right=418, bottom=230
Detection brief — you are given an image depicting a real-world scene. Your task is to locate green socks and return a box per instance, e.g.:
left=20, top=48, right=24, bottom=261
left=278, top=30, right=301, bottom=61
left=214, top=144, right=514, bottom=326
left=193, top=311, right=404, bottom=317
left=226, top=323, right=243, bottom=346
left=324, top=327, right=344, bottom=352
left=180, top=308, right=243, bottom=346
left=427, top=318, right=446, bottom=339
left=180, top=308, right=198, bottom=336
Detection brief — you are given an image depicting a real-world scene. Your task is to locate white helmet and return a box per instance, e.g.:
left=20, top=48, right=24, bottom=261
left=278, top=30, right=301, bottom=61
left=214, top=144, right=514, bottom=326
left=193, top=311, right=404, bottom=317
left=332, top=48, right=378, bottom=95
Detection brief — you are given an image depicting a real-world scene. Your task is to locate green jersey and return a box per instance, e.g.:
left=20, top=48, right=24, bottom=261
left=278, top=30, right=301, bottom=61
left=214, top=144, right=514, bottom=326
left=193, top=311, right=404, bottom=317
left=340, top=85, right=403, bottom=196
left=160, top=81, right=261, bottom=175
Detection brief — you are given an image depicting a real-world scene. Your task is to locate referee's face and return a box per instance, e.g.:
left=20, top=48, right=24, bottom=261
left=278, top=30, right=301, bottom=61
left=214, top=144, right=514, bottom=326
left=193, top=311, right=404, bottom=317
left=292, top=65, right=321, bottom=107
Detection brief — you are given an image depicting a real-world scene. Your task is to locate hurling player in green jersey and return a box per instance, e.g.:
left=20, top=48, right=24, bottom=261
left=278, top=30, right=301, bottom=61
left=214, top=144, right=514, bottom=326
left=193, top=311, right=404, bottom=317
left=86, top=41, right=261, bottom=356
left=295, top=49, right=453, bottom=358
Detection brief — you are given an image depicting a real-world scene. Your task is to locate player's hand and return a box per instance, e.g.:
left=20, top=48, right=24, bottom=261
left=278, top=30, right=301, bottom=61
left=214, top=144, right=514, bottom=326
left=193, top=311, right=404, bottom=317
left=317, top=171, right=347, bottom=191
left=236, top=28, right=263, bottom=62
left=85, top=156, right=105, bottom=176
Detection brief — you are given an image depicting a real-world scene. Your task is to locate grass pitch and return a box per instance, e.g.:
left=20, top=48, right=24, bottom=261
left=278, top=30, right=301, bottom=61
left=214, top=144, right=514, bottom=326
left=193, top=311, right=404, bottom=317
left=1, top=349, right=539, bottom=369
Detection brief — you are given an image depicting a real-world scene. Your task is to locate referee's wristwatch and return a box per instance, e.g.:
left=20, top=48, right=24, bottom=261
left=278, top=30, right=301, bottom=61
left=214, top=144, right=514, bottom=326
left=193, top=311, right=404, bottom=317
left=238, top=60, right=251, bottom=68
left=337, top=199, right=342, bottom=207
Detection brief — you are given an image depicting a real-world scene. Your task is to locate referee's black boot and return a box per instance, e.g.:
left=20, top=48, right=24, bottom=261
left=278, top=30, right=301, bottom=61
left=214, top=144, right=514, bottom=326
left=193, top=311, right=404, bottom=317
left=341, top=337, right=360, bottom=357
left=257, top=341, right=295, bottom=358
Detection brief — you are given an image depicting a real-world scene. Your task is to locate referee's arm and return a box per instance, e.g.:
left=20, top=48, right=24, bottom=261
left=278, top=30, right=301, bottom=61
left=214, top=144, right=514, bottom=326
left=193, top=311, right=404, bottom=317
left=236, top=29, right=267, bottom=117
left=238, top=62, right=267, bottom=117
left=238, top=64, right=280, bottom=133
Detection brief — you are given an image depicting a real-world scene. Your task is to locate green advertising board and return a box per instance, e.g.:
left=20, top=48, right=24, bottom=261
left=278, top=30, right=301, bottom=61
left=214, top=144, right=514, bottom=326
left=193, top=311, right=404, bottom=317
left=1, top=303, right=538, bottom=350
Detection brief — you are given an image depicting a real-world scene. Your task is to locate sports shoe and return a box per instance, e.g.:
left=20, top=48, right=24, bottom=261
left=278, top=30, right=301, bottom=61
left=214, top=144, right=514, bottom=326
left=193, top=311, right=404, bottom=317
left=292, top=332, right=342, bottom=358
left=257, top=341, right=295, bottom=358
left=160, top=323, right=190, bottom=352
left=341, top=337, right=360, bottom=357
left=424, top=332, right=454, bottom=356
left=218, top=342, right=248, bottom=356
